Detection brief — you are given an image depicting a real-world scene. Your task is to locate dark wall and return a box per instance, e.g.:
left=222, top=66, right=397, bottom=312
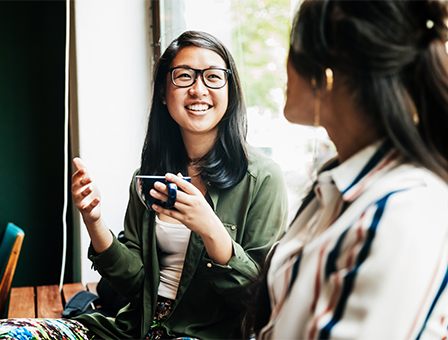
left=0, top=0, right=77, bottom=286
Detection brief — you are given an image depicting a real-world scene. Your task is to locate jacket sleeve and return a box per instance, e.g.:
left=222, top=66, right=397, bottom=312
left=208, top=160, right=289, bottom=308
left=87, top=171, right=147, bottom=299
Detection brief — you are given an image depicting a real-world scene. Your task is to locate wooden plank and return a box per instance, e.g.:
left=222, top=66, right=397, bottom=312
left=36, top=285, right=63, bottom=318
left=8, top=286, right=35, bottom=318
left=62, top=282, right=85, bottom=305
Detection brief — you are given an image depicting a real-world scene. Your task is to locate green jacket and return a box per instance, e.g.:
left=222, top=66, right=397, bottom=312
left=76, top=145, right=288, bottom=339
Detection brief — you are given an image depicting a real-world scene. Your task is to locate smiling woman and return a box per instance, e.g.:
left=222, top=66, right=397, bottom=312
left=69, top=30, right=289, bottom=340
left=0, top=29, right=288, bottom=340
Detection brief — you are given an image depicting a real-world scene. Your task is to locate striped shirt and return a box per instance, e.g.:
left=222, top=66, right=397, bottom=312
left=259, top=140, right=448, bottom=340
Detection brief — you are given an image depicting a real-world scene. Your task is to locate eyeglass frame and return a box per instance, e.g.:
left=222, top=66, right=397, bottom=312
left=168, top=66, right=231, bottom=89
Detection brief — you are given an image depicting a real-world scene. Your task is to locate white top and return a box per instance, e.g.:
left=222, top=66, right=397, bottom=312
left=156, top=215, right=191, bottom=300
left=259, top=140, right=448, bottom=340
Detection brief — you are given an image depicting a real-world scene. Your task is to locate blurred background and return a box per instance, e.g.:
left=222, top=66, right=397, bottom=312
left=0, top=0, right=335, bottom=287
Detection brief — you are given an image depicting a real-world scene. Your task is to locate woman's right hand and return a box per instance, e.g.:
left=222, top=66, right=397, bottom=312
left=71, top=157, right=113, bottom=253
left=71, top=157, right=102, bottom=227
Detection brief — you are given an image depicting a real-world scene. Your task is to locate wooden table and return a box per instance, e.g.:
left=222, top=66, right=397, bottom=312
left=8, top=282, right=98, bottom=318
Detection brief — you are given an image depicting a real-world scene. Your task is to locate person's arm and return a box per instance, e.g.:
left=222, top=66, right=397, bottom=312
left=150, top=173, right=233, bottom=265
left=72, top=161, right=146, bottom=298
left=216, top=162, right=289, bottom=311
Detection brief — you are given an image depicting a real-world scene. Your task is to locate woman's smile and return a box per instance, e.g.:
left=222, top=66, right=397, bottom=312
left=185, top=103, right=213, bottom=115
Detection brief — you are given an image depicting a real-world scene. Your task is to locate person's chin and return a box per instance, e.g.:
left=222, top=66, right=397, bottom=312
left=283, top=110, right=300, bottom=125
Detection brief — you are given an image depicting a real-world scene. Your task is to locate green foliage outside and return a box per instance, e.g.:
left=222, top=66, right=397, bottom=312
left=231, top=0, right=291, bottom=117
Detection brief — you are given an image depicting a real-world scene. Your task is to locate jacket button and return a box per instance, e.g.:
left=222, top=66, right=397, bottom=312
left=207, top=181, right=211, bottom=186
left=207, top=263, right=212, bottom=268
left=231, top=226, right=236, bottom=230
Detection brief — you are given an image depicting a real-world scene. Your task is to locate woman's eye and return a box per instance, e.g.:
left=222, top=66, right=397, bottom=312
left=176, top=73, right=192, bottom=79
left=206, top=72, right=223, bottom=80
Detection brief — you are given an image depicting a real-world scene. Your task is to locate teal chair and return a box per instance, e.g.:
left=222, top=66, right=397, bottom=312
left=0, top=223, right=24, bottom=317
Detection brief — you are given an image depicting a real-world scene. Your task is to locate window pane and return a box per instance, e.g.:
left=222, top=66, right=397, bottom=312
left=159, top=0, right=336, bottom=220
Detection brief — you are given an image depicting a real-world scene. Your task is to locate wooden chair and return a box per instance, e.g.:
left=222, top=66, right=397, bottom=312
left=0, top=223, right=24, bottom=317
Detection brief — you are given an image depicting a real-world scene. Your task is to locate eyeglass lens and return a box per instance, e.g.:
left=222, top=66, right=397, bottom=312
left=171, top=68, right=228, bottom=89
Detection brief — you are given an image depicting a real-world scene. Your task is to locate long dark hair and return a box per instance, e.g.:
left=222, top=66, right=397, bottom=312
left=244, top=1, right=448, bottom=337
left=289, top=0, right=448, bottom=183
left=140, top=30, right=248, bottom=189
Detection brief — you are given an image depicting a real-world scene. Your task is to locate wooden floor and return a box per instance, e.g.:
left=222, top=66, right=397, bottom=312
left=8, top=282, right=98, bottom=318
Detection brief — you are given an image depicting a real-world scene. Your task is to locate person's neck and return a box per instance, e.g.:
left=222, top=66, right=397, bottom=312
left=324, top=89, right=382, bottom=164
left=330, top=127, right=381, bottom=164
left=181, top=130, right=217, bottom=160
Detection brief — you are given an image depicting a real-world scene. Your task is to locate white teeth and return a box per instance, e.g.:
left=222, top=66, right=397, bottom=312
left=187, top=104, right=209, bottom=111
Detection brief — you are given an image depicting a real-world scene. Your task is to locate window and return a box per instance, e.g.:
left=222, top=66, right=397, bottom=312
left=158, top=0, right=335, bottom=221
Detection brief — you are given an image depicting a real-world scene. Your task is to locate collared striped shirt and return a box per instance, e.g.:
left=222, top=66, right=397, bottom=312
left=259, top=140, right=448, bottom=340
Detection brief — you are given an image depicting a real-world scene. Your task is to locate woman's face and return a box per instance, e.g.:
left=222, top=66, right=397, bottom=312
left=284, top=57, right=316, bottom=126
left=164, top=46, right=229, bottom=139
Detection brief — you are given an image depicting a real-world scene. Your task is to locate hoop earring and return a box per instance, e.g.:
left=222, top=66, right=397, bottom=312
left=311, top=77, right=320, bottom=127
left=325, top=68, right=333, bottom=91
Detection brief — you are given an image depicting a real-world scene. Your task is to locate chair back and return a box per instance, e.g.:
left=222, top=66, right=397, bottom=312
left=0, top=223, right=25, bottom=316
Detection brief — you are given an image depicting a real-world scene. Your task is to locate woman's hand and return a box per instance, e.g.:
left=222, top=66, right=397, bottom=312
left=71, top=157, right=112, bottom=253
left=72, top=158, right=102, bottom=226
left=150, top=173, right=233, bottom=265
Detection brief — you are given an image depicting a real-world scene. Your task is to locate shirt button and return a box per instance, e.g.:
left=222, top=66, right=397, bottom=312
left=231, top=226, right=236, bottom=231
left=207, top=181, right=211, bottom=186
left=207, top=262, right=212, bottom=268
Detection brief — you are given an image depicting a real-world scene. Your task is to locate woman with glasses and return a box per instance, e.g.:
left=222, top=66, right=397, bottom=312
left=69, top=30, right=288, bottom=340
left=245, top=0, right=448, bottom=339
left=0, top=30, right=287, bottom=340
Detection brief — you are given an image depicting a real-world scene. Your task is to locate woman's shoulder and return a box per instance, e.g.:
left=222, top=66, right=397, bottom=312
left=359, top=162, right=448, bottom=217
left=388, top=163, right=448, bottom=200
left=245, top=144, right=284, bottom=180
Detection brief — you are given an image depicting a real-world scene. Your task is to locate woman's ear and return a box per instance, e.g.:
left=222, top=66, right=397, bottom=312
left=160, top=88, right=167, bottom=105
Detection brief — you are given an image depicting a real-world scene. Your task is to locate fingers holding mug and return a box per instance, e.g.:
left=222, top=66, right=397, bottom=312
left=150, top=181, right=177, bottom=209
left=136, top=174, right=190, bottom=211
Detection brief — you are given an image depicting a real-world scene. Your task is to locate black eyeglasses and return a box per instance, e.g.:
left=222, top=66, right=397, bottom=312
left=168, top=66, right=231, bottom=89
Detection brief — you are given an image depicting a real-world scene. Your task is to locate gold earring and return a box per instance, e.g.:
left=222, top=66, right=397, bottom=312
left=413, top=112, right=419, bottom=125
left=410, top=100, right=419, bottom=126
left=406, top=92, right=419, bottom=126
left=325, top=68, right=333, bottom=91
left=311, top=76, right=320, bottom=127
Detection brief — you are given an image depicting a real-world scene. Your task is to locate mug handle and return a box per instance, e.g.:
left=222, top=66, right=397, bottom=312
left=165, top=183, right=177, bottom=208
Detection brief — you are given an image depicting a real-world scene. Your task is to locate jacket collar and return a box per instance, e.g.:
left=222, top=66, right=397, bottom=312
left=324, top=139, right=399, bottom=202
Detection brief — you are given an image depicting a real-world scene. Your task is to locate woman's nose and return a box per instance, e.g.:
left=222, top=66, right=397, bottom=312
left=188, top=75, right=209, bottom=96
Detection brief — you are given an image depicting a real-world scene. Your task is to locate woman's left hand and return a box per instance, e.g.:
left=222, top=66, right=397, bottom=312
left=150, top=173, right=217, bottom=235
left=150, top=173, right=233, bottom=265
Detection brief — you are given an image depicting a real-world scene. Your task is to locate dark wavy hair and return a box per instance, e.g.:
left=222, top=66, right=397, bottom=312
left=244, top=1, right=448, bottom=337
left=140, top=30, right=248, bottom=189
left=289, top=0, right=448, bottom=183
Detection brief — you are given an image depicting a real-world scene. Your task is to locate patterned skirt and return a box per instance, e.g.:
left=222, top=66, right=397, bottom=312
left=145, top=296, right=199, bottom=340
left=0, top=318, right=95, bottom=340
